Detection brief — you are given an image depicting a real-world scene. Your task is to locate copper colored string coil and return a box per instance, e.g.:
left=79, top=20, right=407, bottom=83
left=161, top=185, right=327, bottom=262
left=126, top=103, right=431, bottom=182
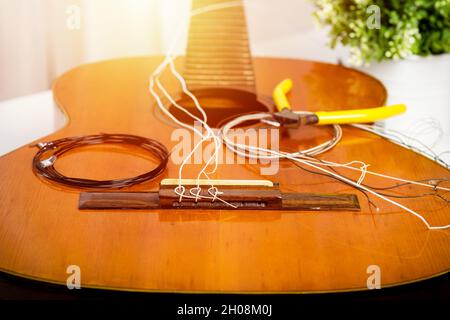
left=32, top=133, right=169, bottom=189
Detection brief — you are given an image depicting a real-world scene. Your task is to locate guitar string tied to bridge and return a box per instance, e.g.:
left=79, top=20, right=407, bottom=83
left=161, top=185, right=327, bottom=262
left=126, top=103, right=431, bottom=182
left=173, top=184, right=237, bottom=208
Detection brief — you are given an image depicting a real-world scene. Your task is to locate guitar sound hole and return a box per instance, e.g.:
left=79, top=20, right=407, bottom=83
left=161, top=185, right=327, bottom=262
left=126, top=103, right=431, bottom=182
left=168, top=88, right=271, bottom=127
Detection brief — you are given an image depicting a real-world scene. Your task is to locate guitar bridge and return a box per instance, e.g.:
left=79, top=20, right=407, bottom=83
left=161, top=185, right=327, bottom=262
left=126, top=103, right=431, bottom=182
left=79, top=179, right=360, bottom=211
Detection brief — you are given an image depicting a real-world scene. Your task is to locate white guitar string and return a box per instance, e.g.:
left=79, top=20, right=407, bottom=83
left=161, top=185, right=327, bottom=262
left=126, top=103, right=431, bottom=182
left=221, top=113, right=450, bottom=192
left=221, top=113, right=450, bottom=230
left=351, top=123, right=449, bottom=169
left=152, top=70, right=224, bottom=203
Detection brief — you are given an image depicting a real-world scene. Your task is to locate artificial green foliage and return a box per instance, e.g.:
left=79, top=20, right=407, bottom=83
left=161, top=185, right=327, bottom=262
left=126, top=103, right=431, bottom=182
left=312, top=0, right=450, bottom=65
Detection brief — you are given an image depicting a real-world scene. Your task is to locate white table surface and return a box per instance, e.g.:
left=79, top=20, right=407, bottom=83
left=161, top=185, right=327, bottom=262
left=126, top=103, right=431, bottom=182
left=0, top=91, right=66, bottom=156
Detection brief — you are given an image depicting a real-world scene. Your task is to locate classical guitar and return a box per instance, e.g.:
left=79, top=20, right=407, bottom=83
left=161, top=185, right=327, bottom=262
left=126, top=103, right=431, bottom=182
left=0, top=0, right=448, bottom=293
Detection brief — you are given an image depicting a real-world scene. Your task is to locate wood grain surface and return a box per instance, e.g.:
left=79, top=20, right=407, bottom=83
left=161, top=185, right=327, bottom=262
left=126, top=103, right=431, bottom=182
left=0, top=57, right=448, bottom=293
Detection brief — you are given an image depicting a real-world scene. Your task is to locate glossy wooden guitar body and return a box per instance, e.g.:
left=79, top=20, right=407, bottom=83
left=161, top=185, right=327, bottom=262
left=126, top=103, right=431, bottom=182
left=0, top=57, right=449, bottom=293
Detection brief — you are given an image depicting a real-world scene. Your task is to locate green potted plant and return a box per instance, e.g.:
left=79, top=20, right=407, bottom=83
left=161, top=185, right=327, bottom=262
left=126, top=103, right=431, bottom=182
left=312, top=0, right=450, bottom=155
left=312, top=0, right=449, bottom=64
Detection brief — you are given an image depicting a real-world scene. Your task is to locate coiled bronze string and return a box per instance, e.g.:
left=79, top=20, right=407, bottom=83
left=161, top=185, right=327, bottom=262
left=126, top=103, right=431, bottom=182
left=32, top=133, right=169, bottom=189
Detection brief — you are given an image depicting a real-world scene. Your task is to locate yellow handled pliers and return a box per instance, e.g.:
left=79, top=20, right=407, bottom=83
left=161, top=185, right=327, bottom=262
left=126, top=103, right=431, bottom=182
left=272, top=78, right=406, bottom=128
